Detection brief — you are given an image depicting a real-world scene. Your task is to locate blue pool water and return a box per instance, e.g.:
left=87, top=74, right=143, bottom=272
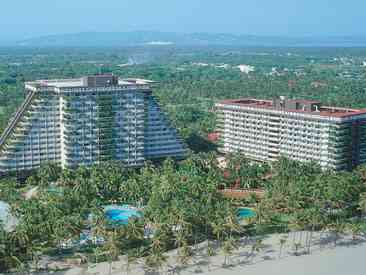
left=237, top=208, right=256, bottom=219
left=104, top=205, right=142, bottom=225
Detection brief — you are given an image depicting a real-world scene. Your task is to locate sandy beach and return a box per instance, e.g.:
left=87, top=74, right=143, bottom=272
left=52, top=231, right=365, bottom=275
left=201, top=240, right=366, bottom=275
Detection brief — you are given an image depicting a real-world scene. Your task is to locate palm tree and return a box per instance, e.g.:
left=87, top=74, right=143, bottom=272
left=327, top=221, right=345, bottom=247
left=88, top=247, right=103, bottom=272
left=10, top=226, right=42, bottom=273
left=125, top=249, right=139, bottom=275
left=347, top=223, right=362, bottom=244
left=358, top=192, right=366, bottom=218
left=51, top=216, right=76, bottom=255
left=222, top=237, right=237, bottom=267
left=103, top=229, right=122, bottom=275
left=249, top=239, right=263, bottom=263
left=145, top=246, right=167, bottom=275
left=288, top=219, right=303, bottom=249
left=4, top=255, right=24, bottom=275
left=305, top=207, right=322, bottom=254
left=60, top=168, right=75, bottom=186
left=125, top=218, right=144, bottom=244
left=0, top=226, right=25, bottom=274
left=278, top=235, right=288, bottom=258
left=174, top=227, right=187, bottom=256
left=293, top=242, right=302, bottom=256
left=172, top=219, right=192, bottom=273
left=28, top=242, right=43, bottom=273
left=211, top=221, right=226, bottom=249
left=91, top=207, right=108, bottom=240
left=224, top=212, right=241, bottom=237
left=11, top=256, right=25, bottom=275
left=177, top=242, right=193, bottom=271
left=206, top=240, right=215, bottom=271
left=144, top=223, right=170, bottom=275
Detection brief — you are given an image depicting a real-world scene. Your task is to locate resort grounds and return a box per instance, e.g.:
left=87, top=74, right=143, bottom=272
left=2, top=157, right=366, bottom=274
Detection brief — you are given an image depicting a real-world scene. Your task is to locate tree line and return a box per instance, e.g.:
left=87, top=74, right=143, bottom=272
left=1, top=154, right=366, bottom=273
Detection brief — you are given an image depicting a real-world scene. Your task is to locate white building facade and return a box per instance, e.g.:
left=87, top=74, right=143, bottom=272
left=216, top=98, right=366, bottom=170
left=0, top=75, right=186, bottom=174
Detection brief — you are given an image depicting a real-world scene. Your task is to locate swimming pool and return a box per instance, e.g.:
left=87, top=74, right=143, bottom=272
left=104, top=205, right=142, bottom=225
left=237, top=207, right=256, bottom=219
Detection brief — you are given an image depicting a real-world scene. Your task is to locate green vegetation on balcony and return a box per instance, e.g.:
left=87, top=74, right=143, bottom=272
left=96, top=94, right=116, bottom=161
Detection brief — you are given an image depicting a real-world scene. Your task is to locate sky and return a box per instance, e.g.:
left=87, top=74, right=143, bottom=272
left=1, top=0, right=365, bottom=41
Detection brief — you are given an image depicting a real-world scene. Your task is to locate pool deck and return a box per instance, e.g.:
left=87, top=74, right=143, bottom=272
left=220, top=188, right=265, bottom=199
left=104, top=204, right=144, bottom=212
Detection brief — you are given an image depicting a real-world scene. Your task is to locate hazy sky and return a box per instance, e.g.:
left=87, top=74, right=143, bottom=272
left=1, top=0, right=365, bottom=40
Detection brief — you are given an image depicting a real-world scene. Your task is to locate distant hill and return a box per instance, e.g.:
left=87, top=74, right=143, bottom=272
left=15, top=31, right=366, bottom=47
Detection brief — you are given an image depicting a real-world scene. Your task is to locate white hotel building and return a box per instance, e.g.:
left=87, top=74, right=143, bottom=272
left=0, top=75, right=187, bottom=174
left=216, top=97, right=366, bottom=170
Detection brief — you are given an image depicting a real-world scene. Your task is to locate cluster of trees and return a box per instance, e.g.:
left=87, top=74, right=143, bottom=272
left=1, top=46, right=366, bottom=143
left=260, top=158, right=366, bottom=224
left=0, top=154, right=232, bottom=272
left=1, top=154, right=366, bottom=273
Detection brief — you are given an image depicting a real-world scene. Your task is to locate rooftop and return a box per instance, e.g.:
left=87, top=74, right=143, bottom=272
left=218, top=98, right=366, bottom=118
left=25, top=74, right=156, bottom=89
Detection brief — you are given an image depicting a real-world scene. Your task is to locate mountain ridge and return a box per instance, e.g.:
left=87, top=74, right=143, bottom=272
left=14, top=31, right=366, bottom=47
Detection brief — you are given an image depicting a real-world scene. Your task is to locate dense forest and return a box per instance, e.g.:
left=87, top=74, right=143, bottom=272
left=1, top=46, right=366, bottom=273
left=1, top=46, right=366, bottom=139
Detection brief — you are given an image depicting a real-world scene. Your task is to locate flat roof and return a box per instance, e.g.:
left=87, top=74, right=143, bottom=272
left=25, top=76, right=156, bottom=89
left=35, top=79, right=84, bottom=88
left=217, top=98, right=366, bottom=118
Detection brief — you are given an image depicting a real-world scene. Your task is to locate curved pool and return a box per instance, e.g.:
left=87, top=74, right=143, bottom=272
left=237, top=208, right=256, bottom=219
left=104, top=205, right=142, bottom=225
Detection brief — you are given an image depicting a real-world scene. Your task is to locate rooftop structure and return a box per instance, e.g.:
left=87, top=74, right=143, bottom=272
left=25, top=75, right=156, bottom=89
left=216, top=97, right=366, bottom=170
left=0, top=74, right=187, bottom=174
left=219, top=98, right=366, bottom=118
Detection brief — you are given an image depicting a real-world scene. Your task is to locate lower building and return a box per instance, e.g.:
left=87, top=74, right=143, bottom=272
left=216, top=97, right=366, bottom=170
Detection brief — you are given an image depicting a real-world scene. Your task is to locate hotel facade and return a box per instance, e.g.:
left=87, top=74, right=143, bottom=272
left=0, top=75, right=187, bottom=174
left=216, top=97, right=366, bottom=170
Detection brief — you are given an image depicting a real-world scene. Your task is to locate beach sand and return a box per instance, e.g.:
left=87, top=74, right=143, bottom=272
left=52, top=231, right=365, bottom=275
left=202, top=239, right=365, bottom=275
